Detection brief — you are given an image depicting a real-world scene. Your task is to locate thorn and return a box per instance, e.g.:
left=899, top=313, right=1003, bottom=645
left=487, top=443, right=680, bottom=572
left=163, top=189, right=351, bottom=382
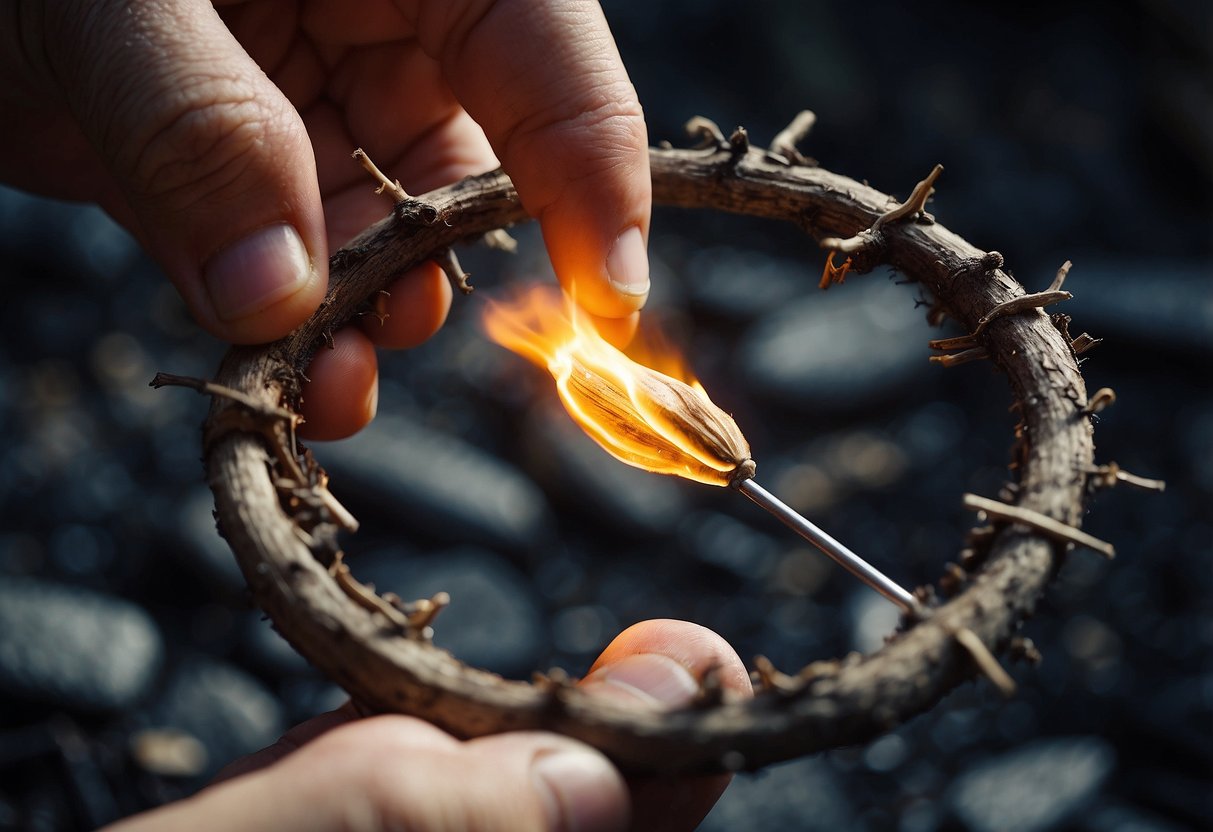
left=728, top=125, right=749, bottom=154
left=532, top=667, right=573, bottom=694
left=929, top=347, right=990, bottom=367
left=403, top=592, right=450, bottom=632
left=751, top=655, right=803, bottom=695
left=872, top=164, right=943, bottom=230
left=695, top=664, right=726, bottom=706
left=330, top=560, right=414, bottom=632
left=684, top=115, right=726, bottom=150
left=819, top=250, right=853, bottom=289
left=434, top=248, right=474, bottom=295
left=963, top=493, right=1116, bottom=559
left=818, top=166, right=941, bottom=261
left=953, top=626, right=1017, bottom=697
left=1083, top=387, right=1116, bottom=415
left=1047, top=260, right=1073, bottom=293
left=482, top=228, right=518, bottom=253
left=1085, top=462, right=1166, bottom=492
left=1008, top=636, right=1043, bottom=665
left=352, top=148, right=409, bottom=202
left=939, top=562, right=968, bottom=596
left=767, top=110, right=817, bottom=165
left=1070, top=332, right=1102, bottom=355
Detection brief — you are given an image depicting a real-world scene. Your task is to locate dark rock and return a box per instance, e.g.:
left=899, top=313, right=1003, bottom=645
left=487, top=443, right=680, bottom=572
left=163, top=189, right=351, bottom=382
left=699, top=757, right=857, bottom=831
left=318, top=415, right=553, bottom=552
left=0, top=578, right=161, bottom=712
left=349, top=546, right=546, bottom=678
left=849, top=589, right=903, bottom=654
left=1080, top=801, right=1191, bottom=832
left=550, top=604, right=619, bottom=659
left=165, top=485, right=246, bottom=594
left=679, top=511, right=780, bottom=583
left=947, top=736, right=1115, bottom=832
left=238, top=613, right=311, bottom=678
left=684, top=247, right=809, bottom=320
left=740, top=277, right=932, bottom=410
left=149, top=658, right=283, bottom=780
left=1069, top=260, right=1212, bottom=355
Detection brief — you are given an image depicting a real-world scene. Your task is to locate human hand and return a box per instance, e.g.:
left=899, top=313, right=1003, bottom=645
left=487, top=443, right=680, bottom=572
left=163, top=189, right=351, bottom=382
left=1, top=0, right=651, bottom=438
left=106, top=620, right=752, bottom=832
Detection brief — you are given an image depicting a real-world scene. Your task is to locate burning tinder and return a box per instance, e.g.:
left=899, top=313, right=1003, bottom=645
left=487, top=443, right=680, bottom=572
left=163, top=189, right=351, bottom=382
left=482, top=286, right=755, bottom=487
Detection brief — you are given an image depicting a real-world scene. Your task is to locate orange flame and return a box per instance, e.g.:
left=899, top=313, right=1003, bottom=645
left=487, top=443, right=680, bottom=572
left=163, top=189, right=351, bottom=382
left=482, top=285, right=753, bottom=487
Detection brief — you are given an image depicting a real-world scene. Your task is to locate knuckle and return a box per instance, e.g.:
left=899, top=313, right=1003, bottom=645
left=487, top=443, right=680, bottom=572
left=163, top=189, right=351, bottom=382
left=504, top=92, right=647, bottom=209
left=122, top=80, right=287, bottom=207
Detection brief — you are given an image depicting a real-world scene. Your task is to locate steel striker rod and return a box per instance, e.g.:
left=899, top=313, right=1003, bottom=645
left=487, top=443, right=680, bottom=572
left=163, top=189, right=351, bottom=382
left=735, top=478, right=921, bottom=615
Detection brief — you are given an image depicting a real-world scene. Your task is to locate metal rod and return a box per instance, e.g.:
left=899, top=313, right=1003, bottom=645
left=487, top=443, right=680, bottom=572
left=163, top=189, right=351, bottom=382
left=735, top=478, right=921, bottom=615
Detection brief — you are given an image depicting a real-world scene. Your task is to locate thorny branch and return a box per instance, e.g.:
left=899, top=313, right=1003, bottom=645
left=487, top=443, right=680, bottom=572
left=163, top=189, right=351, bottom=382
left=163, top=113, right=1161, bottom=774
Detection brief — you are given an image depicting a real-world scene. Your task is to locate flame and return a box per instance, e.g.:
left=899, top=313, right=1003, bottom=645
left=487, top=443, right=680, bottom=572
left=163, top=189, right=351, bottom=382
left=482, top=285, right=752, bottom=486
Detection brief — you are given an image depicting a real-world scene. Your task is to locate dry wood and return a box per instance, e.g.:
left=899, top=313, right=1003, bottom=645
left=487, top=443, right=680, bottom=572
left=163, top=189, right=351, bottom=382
left=178, top=115, right=1113, bottom=774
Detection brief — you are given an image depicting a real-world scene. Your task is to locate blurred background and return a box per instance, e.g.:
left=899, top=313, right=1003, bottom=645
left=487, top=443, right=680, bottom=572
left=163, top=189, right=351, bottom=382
left=0, top=0, right=1209, bottom=829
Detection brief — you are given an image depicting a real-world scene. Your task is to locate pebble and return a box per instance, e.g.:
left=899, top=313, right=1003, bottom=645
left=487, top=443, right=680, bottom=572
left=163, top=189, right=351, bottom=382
left=684, top=247, right=810, bottom=320
left=165, top=485, right=247, bottom=595
left=347, top=546, right=546, bottom=679
left=148, top=658, right=283, bottom=780
left=679, top=510, right=780, bottom=583
left=740, top=277, right=932, bottom=410
left=0, top=578, right=162, bottom=712
left=946, top=736, right=1115, bottom=832
left=238, top=613, right=312, bottom=678
left=318, top=415, right=553, bottom=552
left=699, top=756, right=857, bottom=831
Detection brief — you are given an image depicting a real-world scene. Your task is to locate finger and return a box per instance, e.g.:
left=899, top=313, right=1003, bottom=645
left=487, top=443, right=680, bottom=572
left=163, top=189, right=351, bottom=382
left=409, top=0, right=652, bottom=319
left=585, top=620, right=753, bottom=697
left=209, top=704, right=358, bottom=784
left=591, top=311, right=640, bottom=351
left=580, top=620, right=753, bottom=832
left=45, top=0, right=327, bottom=344
left=170, top=716, right=626, bottom=832
left=298, top=327, right=379, bottom=440
left=359, top=261, right=453, bottom=349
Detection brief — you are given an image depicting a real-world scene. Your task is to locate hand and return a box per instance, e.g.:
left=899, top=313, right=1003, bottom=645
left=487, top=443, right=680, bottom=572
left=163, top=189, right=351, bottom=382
left=106, top=620, right=753, bottom=832
left=1, top=0, right=652, bottom=438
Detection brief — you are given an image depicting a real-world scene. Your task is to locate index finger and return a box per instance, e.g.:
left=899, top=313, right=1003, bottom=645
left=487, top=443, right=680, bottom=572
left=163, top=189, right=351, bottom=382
left=405, top=0, right=652, bottom=319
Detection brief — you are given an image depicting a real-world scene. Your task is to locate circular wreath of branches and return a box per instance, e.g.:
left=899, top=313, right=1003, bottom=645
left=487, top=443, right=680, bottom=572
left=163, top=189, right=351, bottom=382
left=155, top=114, right=1144, bottom=775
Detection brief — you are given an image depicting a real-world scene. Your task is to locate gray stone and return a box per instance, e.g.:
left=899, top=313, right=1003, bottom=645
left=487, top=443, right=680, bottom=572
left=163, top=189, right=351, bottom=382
left=319, top=415, right=553, bottom=551
left=0, top=578, right=162, bottom=711
left=349, top=546, right=546, bottom=679
left=699, top=756, right=857, bottom=831
left=150, top=658, right=283, bottom=780
left=166, top=485, right=246, bottom=594
left=679, top=511, right=780, bottom=583
left=947, top=736, right=1115, bottom=832
left=740, top=277, right=931, bottom=409
left=685, top=247, right=809, bottom=320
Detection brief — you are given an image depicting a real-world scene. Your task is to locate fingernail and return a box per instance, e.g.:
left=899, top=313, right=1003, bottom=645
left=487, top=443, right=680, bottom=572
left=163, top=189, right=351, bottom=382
left=581, top=653, right=699, bottom=708
left=532, top=748, right=626, bottom=832
left=204, top=223, right=312, bottom=322
left=605, top=226, right=650, bottom=299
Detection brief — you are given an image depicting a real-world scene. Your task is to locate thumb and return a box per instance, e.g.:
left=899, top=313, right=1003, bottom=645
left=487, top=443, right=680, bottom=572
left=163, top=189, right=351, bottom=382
left=412, top=1, right=651, bottom=319
left=47, top=0, right=326, bottom=344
